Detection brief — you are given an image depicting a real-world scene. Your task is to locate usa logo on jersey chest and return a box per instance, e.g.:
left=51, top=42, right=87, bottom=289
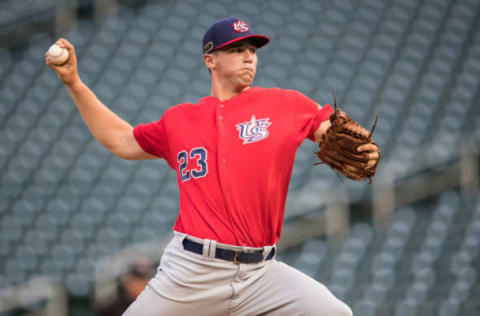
left=235, top=115, right=272, bottom=145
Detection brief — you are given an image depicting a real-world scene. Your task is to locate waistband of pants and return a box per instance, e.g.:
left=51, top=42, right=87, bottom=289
left=173, top=231, right=276, bottom=263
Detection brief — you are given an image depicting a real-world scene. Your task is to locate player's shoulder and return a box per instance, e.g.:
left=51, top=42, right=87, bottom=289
left=252, top=86, right=302, bottom=97
left=163, top=101, right=199, bottom=114
left=253, top=86, right=310, bottom=102
left=251, top=86, right=298, bottom=97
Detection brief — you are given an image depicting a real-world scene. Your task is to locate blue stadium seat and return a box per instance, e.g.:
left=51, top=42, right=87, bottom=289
left=3, top=258, right=29, bottom=284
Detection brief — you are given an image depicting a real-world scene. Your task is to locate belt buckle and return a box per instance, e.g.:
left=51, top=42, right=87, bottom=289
left=233, top=250, right=241, bottom=264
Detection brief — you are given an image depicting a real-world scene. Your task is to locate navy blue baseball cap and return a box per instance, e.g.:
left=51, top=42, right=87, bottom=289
left=202, top=17, right=270, bottom=54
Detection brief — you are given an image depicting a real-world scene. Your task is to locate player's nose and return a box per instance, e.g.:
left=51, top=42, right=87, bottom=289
left=243, top=49, right=254, bottom=63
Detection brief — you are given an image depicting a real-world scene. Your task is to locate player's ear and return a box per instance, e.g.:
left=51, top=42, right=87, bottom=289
left=203, top=53, right=216, bottom=72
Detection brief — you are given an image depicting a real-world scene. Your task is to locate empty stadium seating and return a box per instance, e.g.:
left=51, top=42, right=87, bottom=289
left=281, top=191, right=480, bottom=316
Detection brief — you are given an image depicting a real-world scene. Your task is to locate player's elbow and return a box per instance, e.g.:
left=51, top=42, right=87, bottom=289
left=109, top=133, right=158, bottom=161
left=112, top=149, right=135, bottom=160
left=109, top=143, right=140, bottom=160
left=103, top=133, right=134, bottom=160
left=103, top=142, right=128, bottom=160
left=113, top=149, right=158, bottom=161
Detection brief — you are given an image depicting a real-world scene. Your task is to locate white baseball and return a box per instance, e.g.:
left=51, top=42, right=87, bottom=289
left=47, top=44, right=69, bottom=65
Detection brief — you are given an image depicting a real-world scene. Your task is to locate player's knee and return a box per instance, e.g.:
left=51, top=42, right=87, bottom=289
left=328, top=300, right=353, bottom=316
left=322, top=287, right=352, bottom=316
left=304, top=295, right=352, bottom=316
left=318, top=299, right=352, bottom=316
left=338, top=302, right=353, bottom=316
left=328, top=297, right=352, bottom=316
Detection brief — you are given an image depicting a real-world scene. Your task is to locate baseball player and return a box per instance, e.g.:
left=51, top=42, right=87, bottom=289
left=46, top=16, right=379, bottom=315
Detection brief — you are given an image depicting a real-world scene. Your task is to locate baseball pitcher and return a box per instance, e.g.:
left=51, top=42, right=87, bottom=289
left=46, top=16, right=379, bottom=316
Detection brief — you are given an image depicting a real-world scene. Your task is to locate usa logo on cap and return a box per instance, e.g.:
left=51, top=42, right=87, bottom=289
left=231, top=20, right=249, bottom=33
left=202, top=16, right=270, bottom=53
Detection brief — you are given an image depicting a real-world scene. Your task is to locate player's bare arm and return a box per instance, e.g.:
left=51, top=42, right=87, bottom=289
left=45, top=38, right=157, bottom=161
left=313, top=119, right=331, bottom=143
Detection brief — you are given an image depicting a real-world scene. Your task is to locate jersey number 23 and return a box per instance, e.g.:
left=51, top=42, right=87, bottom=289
left=177, top=147, right=208, bottom=182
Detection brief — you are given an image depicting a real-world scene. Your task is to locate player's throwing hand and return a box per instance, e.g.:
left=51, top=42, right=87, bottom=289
left=45, top=38, right=79, bottom=87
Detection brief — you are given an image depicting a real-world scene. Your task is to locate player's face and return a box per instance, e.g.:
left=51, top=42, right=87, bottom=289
left=213, top=41, right=258, bottom=87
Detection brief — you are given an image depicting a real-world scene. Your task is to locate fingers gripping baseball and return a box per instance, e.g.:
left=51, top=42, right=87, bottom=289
left=45, top=38, right=80, bottom=86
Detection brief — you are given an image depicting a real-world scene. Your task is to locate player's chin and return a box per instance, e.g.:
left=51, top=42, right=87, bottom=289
left=238, top=74, right=255, bottom=85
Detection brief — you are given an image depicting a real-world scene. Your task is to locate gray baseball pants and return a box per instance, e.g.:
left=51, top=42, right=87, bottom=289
left=123, top=232, right=352, bottom=316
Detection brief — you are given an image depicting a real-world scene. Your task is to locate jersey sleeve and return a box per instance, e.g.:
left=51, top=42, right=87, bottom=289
left=133, top=115, right=171, bottom=161
left=294, top=91, right=333, bottom=142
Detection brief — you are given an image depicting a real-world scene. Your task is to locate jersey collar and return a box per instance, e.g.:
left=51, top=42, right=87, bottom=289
left=199, top=86, right=261, bottom=105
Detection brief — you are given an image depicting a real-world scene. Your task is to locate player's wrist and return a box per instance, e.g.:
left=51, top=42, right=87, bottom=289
left=65, top=76, right=83, bottom=91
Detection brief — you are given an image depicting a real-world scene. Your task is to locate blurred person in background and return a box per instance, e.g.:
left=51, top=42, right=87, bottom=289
left=96, top=259, right=154, bottom=316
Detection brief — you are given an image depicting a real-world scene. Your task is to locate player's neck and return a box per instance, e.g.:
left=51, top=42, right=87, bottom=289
left=210, top=79, right=250, bottom=102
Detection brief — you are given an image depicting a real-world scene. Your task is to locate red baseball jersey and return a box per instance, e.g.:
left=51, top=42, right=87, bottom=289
left=133, top=87, right=333, bottom=247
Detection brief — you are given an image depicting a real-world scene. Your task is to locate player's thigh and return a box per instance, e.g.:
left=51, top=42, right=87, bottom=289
left=122, top=282, right=230, bottom=316
left=122, top=284, right=193, bottom=316
left=237, top=261, right=352, bottom=316
left=122, top=285, right=156, bottom=316
left=122, top=284, right=178, bottom=316
left=268, top=262, right=352, bottom=316
left=273, top=262, right=351, bottom=316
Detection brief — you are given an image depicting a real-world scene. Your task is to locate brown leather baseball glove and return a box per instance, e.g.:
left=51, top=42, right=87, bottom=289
left=315, top=96, right=380, bottom=181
